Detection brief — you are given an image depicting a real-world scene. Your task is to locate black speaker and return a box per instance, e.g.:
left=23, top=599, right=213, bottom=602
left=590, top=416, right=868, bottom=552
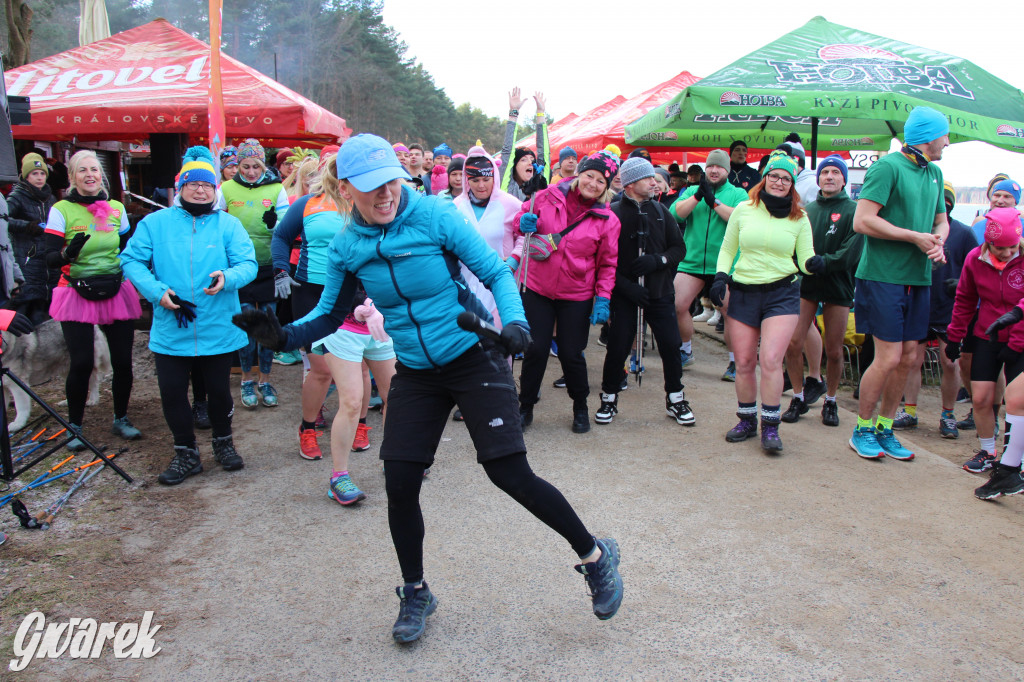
left=149, top=133, right=188, bottom=189
left=0, top=103, right=18, bottom=184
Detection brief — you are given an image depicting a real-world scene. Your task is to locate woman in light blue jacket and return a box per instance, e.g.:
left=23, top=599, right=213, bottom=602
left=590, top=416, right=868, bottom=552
left=121, top=147, right=257, bottom=486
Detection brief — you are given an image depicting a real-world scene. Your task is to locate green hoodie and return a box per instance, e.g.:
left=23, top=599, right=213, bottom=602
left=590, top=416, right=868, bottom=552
left=800, top=189, right=861, bottom=306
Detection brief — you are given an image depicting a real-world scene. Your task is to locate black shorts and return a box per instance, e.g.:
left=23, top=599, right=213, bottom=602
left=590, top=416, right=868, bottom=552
left=969, top=337, right=1024, bottom=383
left=379, top=340, right=525, bottom=465
left=727, top=278, right=800, bottom=327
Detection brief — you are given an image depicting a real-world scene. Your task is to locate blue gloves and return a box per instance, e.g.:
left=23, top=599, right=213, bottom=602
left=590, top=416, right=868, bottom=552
left=519, top=213, right=539, bottom=233
left=589, top=296, right=610, bottom=325
left=505, top=256, right=519, bottom=272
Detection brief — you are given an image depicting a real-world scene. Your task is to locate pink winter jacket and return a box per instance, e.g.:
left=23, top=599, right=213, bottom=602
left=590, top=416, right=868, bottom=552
left=948, top=245, right=1024, bottom=352
left=511, top=183, right=620, bottom=301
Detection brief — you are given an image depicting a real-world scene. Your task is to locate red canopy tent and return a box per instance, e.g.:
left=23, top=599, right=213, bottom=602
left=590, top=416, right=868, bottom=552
left=3, top=19, right=350, bottom=146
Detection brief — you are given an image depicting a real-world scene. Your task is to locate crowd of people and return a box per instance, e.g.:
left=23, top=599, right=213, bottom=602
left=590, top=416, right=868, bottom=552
left=4, top=95, right=1024, bottom=642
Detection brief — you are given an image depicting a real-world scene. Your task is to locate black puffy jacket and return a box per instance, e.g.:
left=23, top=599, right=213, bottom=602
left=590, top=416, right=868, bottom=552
left=6, top=179, right=54, bottom=264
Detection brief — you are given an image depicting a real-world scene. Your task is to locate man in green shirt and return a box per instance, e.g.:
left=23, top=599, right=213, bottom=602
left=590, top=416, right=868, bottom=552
left=849, top=106, right=950, bottom=462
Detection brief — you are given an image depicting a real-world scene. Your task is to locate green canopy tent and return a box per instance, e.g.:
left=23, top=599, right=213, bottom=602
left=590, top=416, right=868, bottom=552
left=625, top=16, right=1024, bottom=166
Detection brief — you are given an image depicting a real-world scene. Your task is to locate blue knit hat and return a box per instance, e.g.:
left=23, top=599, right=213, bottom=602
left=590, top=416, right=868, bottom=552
left=904, top=107, right=949, bottom=146
left=433, top=143, right=453, bottom=159
left=559, top=146, right=577, bottom=163
left=177, top=146, right=218, bottom=189
left=816, top=155, right=848, bottom=185
left=991, top=178, right=1021, bottom=205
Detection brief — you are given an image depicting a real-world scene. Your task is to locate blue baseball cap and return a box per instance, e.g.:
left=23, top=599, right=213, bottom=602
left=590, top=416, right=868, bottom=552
left=336, top=134, right=411, bottom=192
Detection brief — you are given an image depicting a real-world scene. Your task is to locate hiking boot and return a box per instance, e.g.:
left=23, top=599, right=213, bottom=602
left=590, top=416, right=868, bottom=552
left=158, top=445, right=202, bottom=485
left=761, top=421, right=783, bottom=453
left=328, top=472, right=366, bottom=506
left=781, top=397, right=807, bottom=423
left=802, top=377, right=826, bottom=406
left=574, top=538, right=623, bottom=620
left=352, top=423, right=372, bottom=452
left=939, top=415, right=959, bottom=439
left=956, top=387, right=971, bottom=403
left=258, top=382, right=278, bottom=407
left=963, top=449, right=997, bottom=474
left=666, top=392, right=695, bottom=426
left=392, top=582, right=438, bottom=643
left=192, top=401, right=211, bottom=430
left=721, top=361, right=736, bottom=382
left=892, top=409, right=918, bottom=430
left=240, top=380, right=259, bottom=409
left=849, top=426, right=885, bottom=459
left=212, top=435, right=244, bottom=471
left=876, top=428, right=914, bottom=461
left=520, top=404, right=534, bottom=428
left=111, top=416, right=142, bottom=440
left=553, top=375, right=566, bottom=388
left=679, top=349, right=695, bottom=368
left=299, top=427, right=323, bottom=460
left=726, top=414, right=758, bottom=442
left=821, top=400, right=839, bottom=427
left=957, top=409, right=975, bottom=430
left=572, top=406, right=590, bottom=434
left=66, top=423, right=87, bottom=452
left=974, top=463, right=1024, bottom=500
left=595, top=393, right=618, bottom=424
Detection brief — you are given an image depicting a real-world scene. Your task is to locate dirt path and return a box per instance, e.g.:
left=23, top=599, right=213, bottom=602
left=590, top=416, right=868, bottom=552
left=2, top=329, right=1022, bottom=680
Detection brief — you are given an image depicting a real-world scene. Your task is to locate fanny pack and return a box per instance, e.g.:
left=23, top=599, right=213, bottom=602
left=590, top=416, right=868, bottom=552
left=729, top=275, right=796, bottom=293
left=70, top=273, right=123, bottom=301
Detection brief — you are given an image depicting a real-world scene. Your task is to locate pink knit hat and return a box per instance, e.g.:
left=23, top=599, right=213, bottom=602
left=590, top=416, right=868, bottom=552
left=983, top=207, right=1024, bottom=247
left=431, top=165, right=447, bottom=193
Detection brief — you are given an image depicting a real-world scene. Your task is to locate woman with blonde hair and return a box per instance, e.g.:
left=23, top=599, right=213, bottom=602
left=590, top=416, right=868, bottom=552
left=40, top=149, right=143, bottom=448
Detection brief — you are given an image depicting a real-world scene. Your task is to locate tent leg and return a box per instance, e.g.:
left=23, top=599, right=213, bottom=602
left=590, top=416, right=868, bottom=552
left=810, top=117, right=819, bottom=170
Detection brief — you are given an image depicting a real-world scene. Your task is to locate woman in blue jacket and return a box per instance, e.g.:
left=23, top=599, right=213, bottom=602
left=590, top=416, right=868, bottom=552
left=121, top=147, right=258, bottom=486
left=234, top=134, right=622, bottom=644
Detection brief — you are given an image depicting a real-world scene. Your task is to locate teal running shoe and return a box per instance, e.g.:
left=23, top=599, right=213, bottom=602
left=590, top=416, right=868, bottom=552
left=328, top=473, right=366, bottom=506
left=876, top=427, right=915, bottom=461
left=849, top=426, right=884, bottom=459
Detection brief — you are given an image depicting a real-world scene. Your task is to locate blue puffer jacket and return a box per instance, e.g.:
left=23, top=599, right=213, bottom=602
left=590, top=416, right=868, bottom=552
left=121, top=207, right=258, bottom=357
left=286, top=185, right=527, bottom=369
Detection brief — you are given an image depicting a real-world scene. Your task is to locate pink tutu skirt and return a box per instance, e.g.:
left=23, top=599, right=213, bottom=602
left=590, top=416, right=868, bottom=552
left=49, top=280, right=142, bottom=325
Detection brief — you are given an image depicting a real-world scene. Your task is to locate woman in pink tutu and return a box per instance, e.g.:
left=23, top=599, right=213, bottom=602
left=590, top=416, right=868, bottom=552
left=41, top=150, right=143, bottom=449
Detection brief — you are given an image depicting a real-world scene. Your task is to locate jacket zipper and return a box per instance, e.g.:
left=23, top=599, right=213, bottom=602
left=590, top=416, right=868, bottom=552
left=377, top=227, right=439, bottom=368
left=191, top=215, right=198, bottom=356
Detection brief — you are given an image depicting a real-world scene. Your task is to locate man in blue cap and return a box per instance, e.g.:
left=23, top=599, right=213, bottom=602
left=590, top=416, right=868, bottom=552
left=551, top=146, right=577, bottom=184
left=848, top=106, right=951, bottom=462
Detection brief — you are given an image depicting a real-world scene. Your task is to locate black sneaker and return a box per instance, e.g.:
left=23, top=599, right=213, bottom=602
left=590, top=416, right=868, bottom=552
left=821, top=400, right=839, bottom=427
left=574, top=538, right=623, bottom=620
left=957, top=409, right=976, bottom=430
left=715, top=317, right=724, bottom=333
left=192, top=401, right=211, bottom=429
left=963, top=449, right=996, bottom=474
left=802, top=377, right=825, bottom=405
left=666, top=393, right=695, bottom=426
left=520, top=404, right=534, bottom=428
left=956, top=387, right=971, bottom=403
left=597, top=324, right=609, bottom=347
left=392, top=582, right=438, bottom=643
left=726, top=415, right=758, bottom=442
left=975, top=463, right=1024, bottom=500
left=761, top=421, right=783, bottom=453
left=212, top=435, right=244, bottom=471
left=158, top=446, right=202, bottom=485
left=572, top=407, right=590, bottom=433
left=553, top=375, right=566, bottom=389
left=781, top=396, right=808, bottom=423
left=595, top=393, right=618, bottom=424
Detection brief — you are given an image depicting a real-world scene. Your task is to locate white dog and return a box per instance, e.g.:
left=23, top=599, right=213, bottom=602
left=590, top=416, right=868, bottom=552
left=3, top=319, right=112, bottom=431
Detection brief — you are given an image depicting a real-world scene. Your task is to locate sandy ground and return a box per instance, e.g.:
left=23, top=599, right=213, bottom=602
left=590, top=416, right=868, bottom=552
left=2, top=326, right=1023, bottom=680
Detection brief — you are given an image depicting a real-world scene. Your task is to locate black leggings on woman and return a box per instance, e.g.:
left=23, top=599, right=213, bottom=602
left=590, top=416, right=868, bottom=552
left=384, top=454, right=595, bottom=584
left=60, top=320, right=135, bottom=425
left=519, top=289, right=592, bottom=407
left=154, top=353, right=235, bottom=447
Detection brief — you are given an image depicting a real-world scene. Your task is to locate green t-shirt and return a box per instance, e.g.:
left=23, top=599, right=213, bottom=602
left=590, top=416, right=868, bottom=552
left=222, top=179, right=285, bottom=265
left=54, top=200, right=127, bottom=278
left=854, top=153, right=945, bottom=286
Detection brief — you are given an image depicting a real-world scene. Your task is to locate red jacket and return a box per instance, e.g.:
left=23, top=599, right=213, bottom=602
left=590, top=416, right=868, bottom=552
left=512, top=183, right=620, bottom=301
left=948, top=246, right=1024, bottom=351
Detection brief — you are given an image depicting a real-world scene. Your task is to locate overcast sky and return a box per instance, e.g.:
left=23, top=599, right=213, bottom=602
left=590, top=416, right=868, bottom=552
left=380, top=2, right=1024, bottom=189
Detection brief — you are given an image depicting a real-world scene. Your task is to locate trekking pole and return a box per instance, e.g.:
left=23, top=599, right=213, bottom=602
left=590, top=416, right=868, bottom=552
left=0, top=454, right=76, bottom=507
left=635, top=274, right=645, bottom=388
left=516, top=193, right=538, bottom=294
left=13, top=429, right=67, bottom=464
left=10, top=414, right=48, bottom=441
left=34, top=461, right=109, bottom=529
left=0, top=449, right=115, bottom=507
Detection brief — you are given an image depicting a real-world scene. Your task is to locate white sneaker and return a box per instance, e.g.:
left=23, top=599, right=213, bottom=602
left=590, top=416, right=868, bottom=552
left=706, top=310, right=722, bottom=326
left=692, top=307, right=714, bottom=322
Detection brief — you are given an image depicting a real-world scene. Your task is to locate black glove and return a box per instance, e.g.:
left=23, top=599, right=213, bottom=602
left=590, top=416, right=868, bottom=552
left=690, top=183, right=705, bottom=203
left=168, top=294, right=197, bottom=329
left=997, top=344, right=1019, bottom=365
left=499, top=322, right=532, bottom=356
left=709, top=272, right=730, bottom=308
left=6, top=312, right=35, bottom=336
left=63, top=233, right=90, bottom=262
left=943, top=278, right=959, bottom=298
left=944, top=339, right=961, bottom=362
left=24, top=221, right=44, bottom=238
left=805, top=255, right=825, bottom=275
left=629, top=254, right=661, bottom=277
left=986, top=307, right=1024, bottom=342
left=232, top=308, right=286, bottom=350
left=701, top=176, right=717, bottom=208
left=619, top=281, right=650, bottom=308
left=262, top=208, right=278, bottom=230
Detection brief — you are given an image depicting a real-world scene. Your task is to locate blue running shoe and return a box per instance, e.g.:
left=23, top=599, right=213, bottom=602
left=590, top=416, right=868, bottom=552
left=258, top=382, right=278, bottom=407
left=721, top=361, right=736, bottom=382
left=849, top=426, right=885, bottom=459
left=240, top=380, right=259, bottom=409
left=392, top=582, right=438, bottom=643
left=575, top=537, right=623, bottom=620
left=876, top=428, right=915, bottom=460
left=679, top=349, right=695, bottom=368
left=328, top=473, right=366, bottom=505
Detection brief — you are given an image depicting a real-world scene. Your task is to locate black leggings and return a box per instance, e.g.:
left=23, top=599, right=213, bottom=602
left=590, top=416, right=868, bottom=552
left=60, top=320, right=135, bottom=425
left=154, top=352, right=235, bottom=446
left=384, top=454, right=595, bottom=584
left=519, top=289, right=592, bottom=406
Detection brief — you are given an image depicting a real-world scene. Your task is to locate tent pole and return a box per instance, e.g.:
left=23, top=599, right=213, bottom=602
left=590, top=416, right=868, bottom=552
left=810, top=117, right=819, bottom=170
